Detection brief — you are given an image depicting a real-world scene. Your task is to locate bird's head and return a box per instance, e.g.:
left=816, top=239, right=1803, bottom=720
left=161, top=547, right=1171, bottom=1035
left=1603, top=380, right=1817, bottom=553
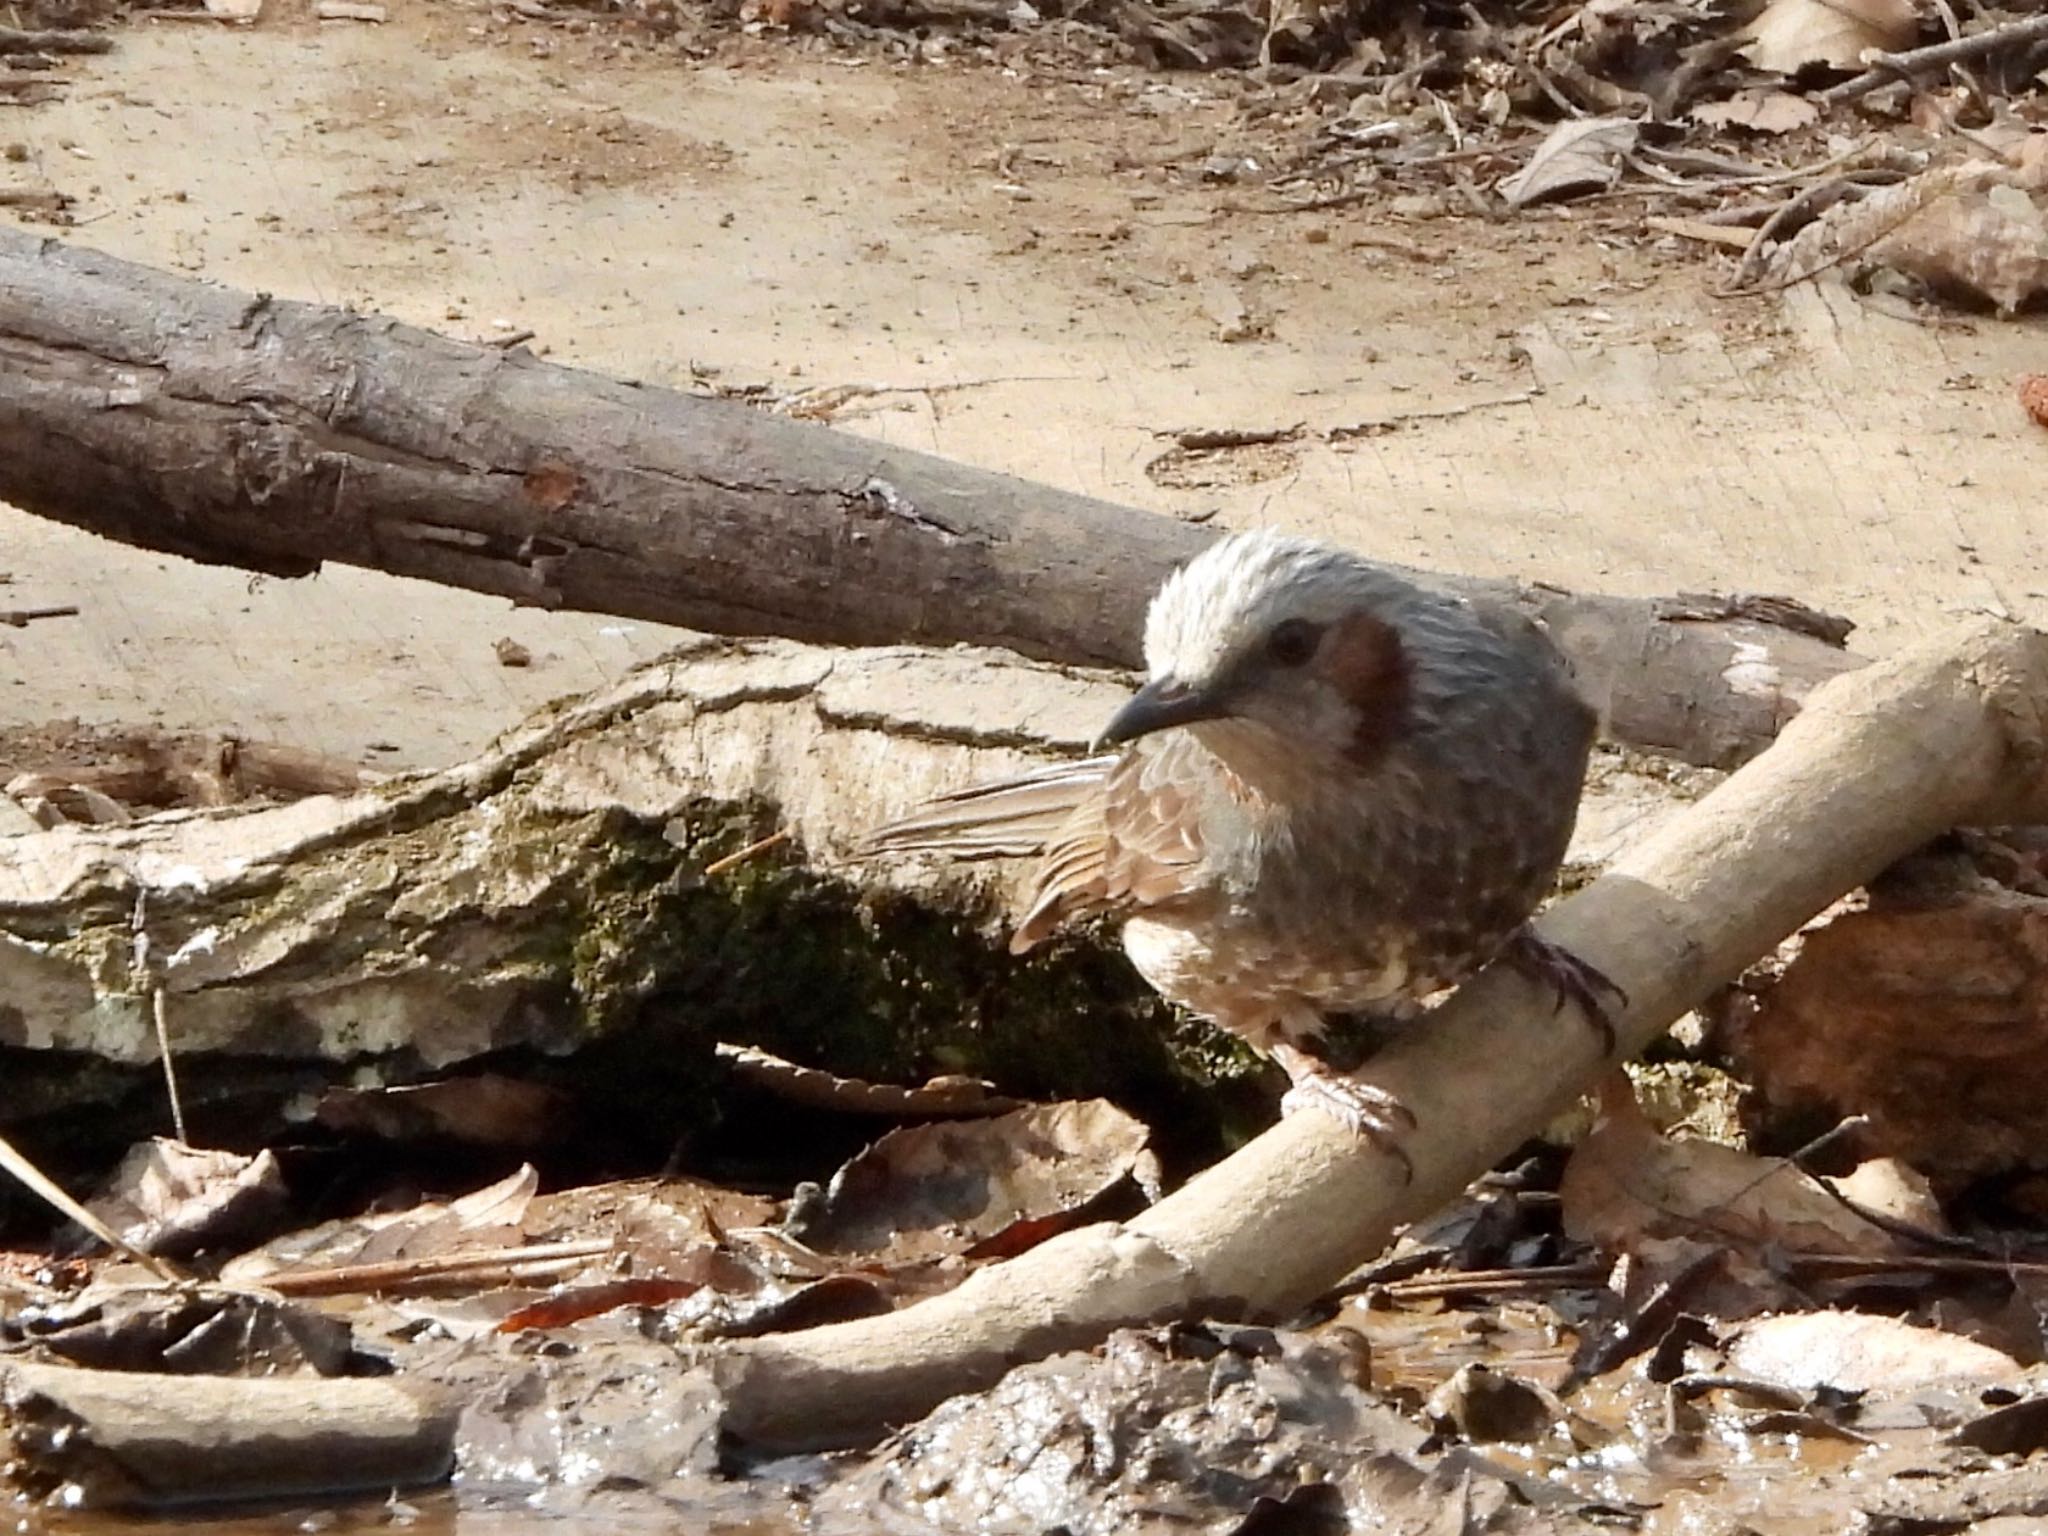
left=1100, top=530, right=1421, bottom=768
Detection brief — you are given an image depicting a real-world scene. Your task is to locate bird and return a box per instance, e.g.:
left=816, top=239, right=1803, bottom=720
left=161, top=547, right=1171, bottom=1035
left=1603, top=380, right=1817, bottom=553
left=863, top=529, right=1621, bottom=1155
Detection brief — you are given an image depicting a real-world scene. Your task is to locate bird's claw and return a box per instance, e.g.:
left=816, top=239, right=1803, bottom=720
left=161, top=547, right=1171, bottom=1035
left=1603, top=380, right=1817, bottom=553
left=1502, top=929, right=1627, bottom=1056
left=1276, top=1064, right=1417, bottom=1182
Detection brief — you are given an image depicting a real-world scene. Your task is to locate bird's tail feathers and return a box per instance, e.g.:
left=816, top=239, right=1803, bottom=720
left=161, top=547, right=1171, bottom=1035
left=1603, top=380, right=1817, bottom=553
left=863, top=755, right=1117, bottom=860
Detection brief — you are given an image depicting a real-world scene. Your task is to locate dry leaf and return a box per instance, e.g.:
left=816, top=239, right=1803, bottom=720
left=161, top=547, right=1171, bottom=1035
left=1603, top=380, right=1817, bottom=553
left=315, top=1075, right=571, bottom=1149
left=1827, top=1156, right=1948, bottom=1234
left=85, top=1139, right=288, bottom=1259
left=1876, top=174, right=2048, bottom=316
left=1561, top=1084, right=1903, bottom=1276
left=220, top=1164, right=538, bottom=1287
left=1742, top=0, right=1920, bottom=73
left=1691, top=90, right=1821, bottom=134
left=13, top=1288, right=354, bottom=1377
left=793, top=1099, right=1156, bottom=1261
left=1737, top=159, right=2038, bottom=305
left=1498, top=118, right=1640, bottom=208
left=1727, top=1312, right=2025, bottom=1394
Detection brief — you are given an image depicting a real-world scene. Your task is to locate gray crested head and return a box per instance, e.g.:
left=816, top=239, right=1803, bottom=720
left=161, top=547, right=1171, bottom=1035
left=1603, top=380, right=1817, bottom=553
left=1097, top=529, right=1492, bottom=769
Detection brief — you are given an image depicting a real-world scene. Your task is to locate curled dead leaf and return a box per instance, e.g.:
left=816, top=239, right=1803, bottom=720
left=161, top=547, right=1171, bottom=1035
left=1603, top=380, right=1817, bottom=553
left=85, top=1139, right=289, bottom=1259
left=1691, top=90, right=1821, bottom=135
left=792, top=1099, right=1157, bottom=1262
left=1560, top=1084, right=1906, bottom=1277
left=1498, top=118, right=1640, bottom=209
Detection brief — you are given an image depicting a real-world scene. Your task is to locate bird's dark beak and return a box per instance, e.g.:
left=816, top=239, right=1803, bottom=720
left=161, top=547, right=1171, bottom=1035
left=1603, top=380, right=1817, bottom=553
left=1096, top=676, right=1226, bottom=747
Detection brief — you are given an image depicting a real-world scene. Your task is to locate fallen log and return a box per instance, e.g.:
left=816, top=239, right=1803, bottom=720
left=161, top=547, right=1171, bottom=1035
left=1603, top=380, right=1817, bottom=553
left=1, top=1359, right=455, bottom=1508
left=0, top=637, right=1692, bottom=1155
left=709, top=618, right=2048, bottom=1449
left=0, top=229, right=1853, bottom=770
left=0, top=643, right=1211, bottom=1154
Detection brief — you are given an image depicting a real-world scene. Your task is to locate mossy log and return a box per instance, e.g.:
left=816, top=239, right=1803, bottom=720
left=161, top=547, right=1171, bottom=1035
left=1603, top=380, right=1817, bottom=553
left=0, top=639, right=1689, bottom=1159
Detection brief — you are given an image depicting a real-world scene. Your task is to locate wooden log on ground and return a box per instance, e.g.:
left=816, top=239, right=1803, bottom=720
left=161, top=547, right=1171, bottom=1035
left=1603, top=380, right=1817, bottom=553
left=709, top=618, right=2048, bottom=1450
left=0, top=229, right=1853, bottom=770
left=1, top=1360, right=455, bottom=1508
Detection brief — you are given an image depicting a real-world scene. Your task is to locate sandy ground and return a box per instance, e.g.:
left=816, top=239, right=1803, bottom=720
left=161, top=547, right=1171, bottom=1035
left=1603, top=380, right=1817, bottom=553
left=2, top=3, right=2045, bottom=770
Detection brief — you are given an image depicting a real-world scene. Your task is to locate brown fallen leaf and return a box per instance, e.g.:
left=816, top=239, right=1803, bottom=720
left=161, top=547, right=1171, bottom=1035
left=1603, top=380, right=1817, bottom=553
left=10, top=1288, right=354, bottom=1378
left=1691, top=89, right=1822, bottom=134
left=314, top=1075, right=571, bottom=1150
left=1727, top=1311, right=2026, bottom=1395
left=1877, top=172, right=2048, bottom=316
left=220, top=1164, right=538, bottom=1288
left=1742, top=0, right=1918, bottom=73
left=498, top=1277, right=704, bottom=1332
left=1732, top=158, right=2048, bottom=310
left=1560, top=1081, right=1905, bottom=1279
left=1497, top=118, right=1640, bottom=209
left=84, top=1139, right=289, bottom=1259
left=792, top=1099, right=1158, bottom=1262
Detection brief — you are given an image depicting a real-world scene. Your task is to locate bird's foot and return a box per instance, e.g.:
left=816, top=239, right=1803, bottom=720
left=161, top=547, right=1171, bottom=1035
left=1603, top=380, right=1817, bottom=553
left=1501, top=928, right=1627, bottom=1056
left=1270, top=1040, right=1417, bottom=1181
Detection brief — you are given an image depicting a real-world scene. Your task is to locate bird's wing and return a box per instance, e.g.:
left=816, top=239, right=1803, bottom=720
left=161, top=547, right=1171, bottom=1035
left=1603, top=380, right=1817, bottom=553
left=865, top=744, right=1217, bottom=953
left=863, top=756, right=1121, bottom=860
left=1012, top=738, right=1214, bottom=952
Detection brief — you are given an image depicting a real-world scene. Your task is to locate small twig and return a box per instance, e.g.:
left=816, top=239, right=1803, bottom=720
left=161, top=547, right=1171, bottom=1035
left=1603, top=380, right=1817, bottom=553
left=1820, top=11, right=2048, bottom=107
left=0, top=603, right=77, bottom=626
left=1375, top=1261, right=1607, bottom=1301
left=1715, top=174, right=1886, bottom=297
left=151, top=990, right=186, bottom=1143
left=1773, top=1114, right=1981, bottom=1255
left=1669, top=1373, right=1808, bottom=1410
left=701, top=828, right=791, bottom=879
left=259, top=1238, right=612, bottom=1297
left=715, top=1041, right=1023, bottom=1118
left=489, top=328, right=536, bottom=349
left=132, top=892, right=187, bottom=1143
left=0, top=1129, right=185, bottom=1282
left=1645, top=215, right=1755, bottom=251
left=1789, top=1251, right=2048, bottom=1280
left=1326, top=391, right=1539, bottom=440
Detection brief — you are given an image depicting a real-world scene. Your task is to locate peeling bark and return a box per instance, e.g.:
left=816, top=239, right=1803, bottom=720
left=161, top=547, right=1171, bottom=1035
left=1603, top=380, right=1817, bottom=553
left=0, top=642, right=1218, bottom=1150
left=0, top=637, right=1696, bottom=1157
left=0, top=230, right=1854, bottom=770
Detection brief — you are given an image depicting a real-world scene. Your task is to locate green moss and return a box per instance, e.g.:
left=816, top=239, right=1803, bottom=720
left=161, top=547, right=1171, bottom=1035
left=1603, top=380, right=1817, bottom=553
left=509, top=797, right=1263, bottom=1156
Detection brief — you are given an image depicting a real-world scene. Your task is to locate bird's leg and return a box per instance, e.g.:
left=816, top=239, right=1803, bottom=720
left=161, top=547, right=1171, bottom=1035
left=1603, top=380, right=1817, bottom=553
left=1500, top=928, right=1627, bottom=1056
left=1269, top=1038, right=1418, bottom=1180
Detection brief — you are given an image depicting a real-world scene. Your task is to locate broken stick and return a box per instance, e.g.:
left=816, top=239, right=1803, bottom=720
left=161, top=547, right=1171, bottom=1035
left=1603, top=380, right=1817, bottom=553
left=711, top=618, right=2048, bottom=1449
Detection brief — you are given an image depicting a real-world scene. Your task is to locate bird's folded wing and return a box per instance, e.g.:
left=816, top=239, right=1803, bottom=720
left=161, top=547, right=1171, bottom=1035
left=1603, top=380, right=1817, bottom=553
left=1013, top=740, right=1213, bottom=951
left=862, top=755, right=1122, bottom=859
left=864, top=745, right=1216, bottom=952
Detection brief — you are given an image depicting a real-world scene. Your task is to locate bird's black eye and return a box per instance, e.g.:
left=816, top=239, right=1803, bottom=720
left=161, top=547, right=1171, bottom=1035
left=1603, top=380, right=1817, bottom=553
left=1266, top=618, right=1322, bottom=667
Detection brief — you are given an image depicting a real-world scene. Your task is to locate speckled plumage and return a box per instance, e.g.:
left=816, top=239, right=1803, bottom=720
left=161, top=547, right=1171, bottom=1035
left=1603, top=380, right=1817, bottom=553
left=867, top=530, right=1605, bottom=1136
